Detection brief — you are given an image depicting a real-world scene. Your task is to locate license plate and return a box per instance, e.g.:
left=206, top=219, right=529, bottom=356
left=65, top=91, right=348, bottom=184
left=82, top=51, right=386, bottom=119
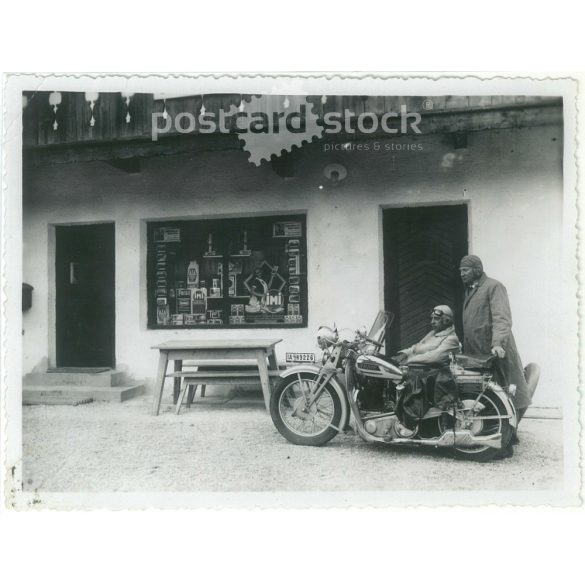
left=286, top=352, right=315, bottom=363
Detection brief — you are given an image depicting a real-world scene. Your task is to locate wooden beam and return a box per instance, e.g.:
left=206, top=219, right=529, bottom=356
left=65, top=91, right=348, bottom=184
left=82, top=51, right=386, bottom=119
left=23, top=103, right=562, bottom=167
left=105, top=157, right=142, bottom=174
left=24, top=132, right=241, bottom=167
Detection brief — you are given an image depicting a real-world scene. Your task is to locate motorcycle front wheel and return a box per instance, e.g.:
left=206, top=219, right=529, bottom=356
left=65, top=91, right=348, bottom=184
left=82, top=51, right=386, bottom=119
left=270, top=372, right=342, bottom=446
left=438, top=390, right=514, bottom=463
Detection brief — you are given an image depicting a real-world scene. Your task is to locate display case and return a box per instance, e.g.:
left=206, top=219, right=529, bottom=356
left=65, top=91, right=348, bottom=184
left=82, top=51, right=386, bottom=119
left=147, top=214, right=307, bottom=328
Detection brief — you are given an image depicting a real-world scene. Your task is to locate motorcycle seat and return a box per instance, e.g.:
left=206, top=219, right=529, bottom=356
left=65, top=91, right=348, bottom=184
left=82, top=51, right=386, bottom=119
left=375, top=354, right=447, bottom=369
left=406, top=361, right=449, bottom=369
left=454, top=353, right=494, bottom=370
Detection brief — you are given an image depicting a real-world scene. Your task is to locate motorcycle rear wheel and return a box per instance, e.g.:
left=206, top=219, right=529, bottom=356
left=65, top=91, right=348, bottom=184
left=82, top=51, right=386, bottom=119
left=438, top=390, right=514, bottom=463
left=270, top=373, right=342, bottom=446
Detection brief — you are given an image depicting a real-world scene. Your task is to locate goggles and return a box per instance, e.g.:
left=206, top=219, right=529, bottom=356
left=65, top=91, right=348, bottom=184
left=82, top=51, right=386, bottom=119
left=431, top=309, right=450, bottom=318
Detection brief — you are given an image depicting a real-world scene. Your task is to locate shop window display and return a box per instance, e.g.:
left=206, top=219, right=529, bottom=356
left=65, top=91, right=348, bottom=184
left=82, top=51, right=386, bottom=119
left=146, top=215, right=307, bottom=328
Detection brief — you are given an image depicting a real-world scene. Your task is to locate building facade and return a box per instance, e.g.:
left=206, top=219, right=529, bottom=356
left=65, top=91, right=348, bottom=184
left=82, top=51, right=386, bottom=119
left=22, top=92, right=564, bottom=407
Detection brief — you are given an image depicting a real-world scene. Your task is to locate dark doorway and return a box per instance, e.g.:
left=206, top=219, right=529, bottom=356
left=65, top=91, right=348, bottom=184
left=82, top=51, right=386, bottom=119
left=383, top=205, right=468, bottom=354
left=55, top=223, right=115, bottom=367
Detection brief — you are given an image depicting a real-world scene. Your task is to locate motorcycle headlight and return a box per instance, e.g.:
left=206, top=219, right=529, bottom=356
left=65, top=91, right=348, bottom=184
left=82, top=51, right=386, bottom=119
left=317, top=326, right=337, bottom=349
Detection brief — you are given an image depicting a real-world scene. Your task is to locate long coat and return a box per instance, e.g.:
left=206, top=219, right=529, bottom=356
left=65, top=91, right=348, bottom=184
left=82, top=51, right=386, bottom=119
left=401, top=325, right=461, bottom=365
left=462, top=273, right=531, bottom=409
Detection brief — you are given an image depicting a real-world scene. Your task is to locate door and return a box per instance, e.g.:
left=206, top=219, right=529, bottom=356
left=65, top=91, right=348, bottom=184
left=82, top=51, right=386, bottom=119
left=383, top=205, right=468, bottom=354
left=56, top=223, right=115, bottom=367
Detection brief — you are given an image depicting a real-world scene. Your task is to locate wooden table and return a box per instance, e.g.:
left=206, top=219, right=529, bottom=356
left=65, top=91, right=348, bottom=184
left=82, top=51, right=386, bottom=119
left=151, top=339, right=282, bottom=415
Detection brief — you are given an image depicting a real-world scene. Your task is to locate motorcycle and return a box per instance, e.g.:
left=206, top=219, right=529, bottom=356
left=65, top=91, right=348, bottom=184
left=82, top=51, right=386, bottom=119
left=270, top=311, right=540, bottom=462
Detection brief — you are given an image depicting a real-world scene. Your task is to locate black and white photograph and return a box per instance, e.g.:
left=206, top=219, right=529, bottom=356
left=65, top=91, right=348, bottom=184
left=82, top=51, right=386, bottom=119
left=1, top=74, right=581, bottom=509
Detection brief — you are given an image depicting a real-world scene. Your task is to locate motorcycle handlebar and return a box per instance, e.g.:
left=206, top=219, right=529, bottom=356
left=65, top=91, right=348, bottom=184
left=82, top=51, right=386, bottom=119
left=329, top=333, right=383, bottom=350
left=360, top=335, right=383, bottom=348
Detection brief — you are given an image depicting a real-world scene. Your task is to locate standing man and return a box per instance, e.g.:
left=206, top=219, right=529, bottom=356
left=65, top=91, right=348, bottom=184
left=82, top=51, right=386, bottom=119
left=459, top=255, right=532, bottom=425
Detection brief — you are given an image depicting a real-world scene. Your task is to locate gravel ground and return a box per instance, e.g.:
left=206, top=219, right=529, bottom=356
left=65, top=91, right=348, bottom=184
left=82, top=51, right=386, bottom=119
left=22, top=392, right=563, bottom=493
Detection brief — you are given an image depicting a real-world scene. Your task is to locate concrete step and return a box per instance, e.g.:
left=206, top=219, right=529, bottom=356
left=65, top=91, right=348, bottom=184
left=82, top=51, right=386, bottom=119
left=23, top=384, right=144, bottom=405
left=524, top=406, right=562, bottom=420
left=23, top=369, right=127, bottom=387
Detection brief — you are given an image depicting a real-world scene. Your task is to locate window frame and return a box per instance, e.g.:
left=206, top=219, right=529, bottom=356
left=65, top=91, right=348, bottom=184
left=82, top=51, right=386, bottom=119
left=146, top=213, right=308, bottom=329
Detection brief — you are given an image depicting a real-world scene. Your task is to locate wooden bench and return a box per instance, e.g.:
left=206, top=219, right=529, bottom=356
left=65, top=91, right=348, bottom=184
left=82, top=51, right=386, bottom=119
left=172, top=366, right=282, bottom=414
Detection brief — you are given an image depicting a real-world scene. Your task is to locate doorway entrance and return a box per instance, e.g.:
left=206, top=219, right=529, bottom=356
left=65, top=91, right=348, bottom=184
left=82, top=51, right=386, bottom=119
left=55, top=223, right=115, bottom=367
left=383, top=205, right=468, bottom=354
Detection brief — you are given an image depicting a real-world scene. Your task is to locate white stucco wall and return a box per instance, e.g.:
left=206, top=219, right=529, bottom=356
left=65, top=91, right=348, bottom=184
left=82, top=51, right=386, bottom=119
left=22, top=123, right=567, bottom=407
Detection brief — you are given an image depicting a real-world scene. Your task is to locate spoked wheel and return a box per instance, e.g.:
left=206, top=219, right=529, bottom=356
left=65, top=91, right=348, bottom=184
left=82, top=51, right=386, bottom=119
left=438, top=390, right=514, bottom=462
left=270, top=372, right=342, bottom=446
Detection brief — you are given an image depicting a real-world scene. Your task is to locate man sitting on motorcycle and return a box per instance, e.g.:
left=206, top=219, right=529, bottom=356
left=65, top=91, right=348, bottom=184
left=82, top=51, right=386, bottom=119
left=394, top=305, right=461, bottom=365
left=393, top=305, right=461, bottom=423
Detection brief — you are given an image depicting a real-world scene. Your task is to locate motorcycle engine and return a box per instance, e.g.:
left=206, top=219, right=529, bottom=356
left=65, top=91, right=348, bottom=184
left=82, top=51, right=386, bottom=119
left=356, top=376, right=407, bottom=439
left=357, top=377, right=396, bottom=413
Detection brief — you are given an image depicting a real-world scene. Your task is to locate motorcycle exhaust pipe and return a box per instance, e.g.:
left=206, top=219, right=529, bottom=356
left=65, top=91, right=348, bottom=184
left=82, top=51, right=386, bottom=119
left=389, top=430, right=502, bottom=450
